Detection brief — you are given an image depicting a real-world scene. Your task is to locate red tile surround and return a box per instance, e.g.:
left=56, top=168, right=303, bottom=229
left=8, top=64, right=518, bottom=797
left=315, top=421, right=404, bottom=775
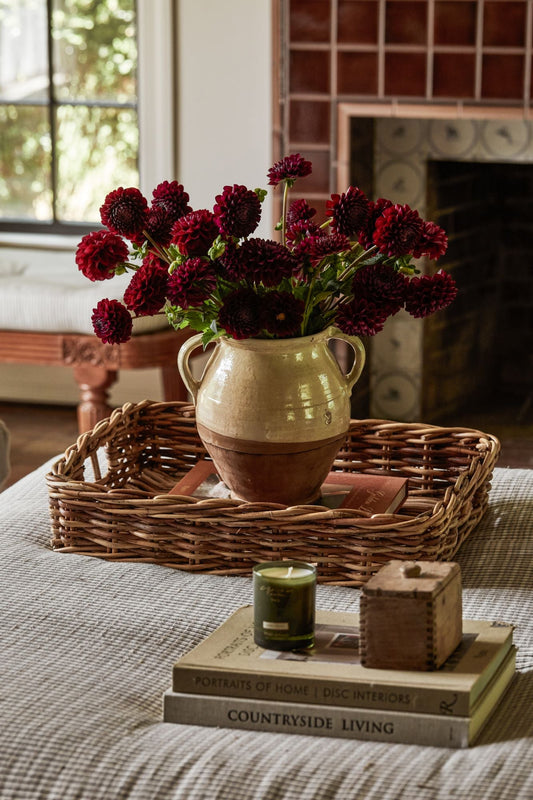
left=275, top=0, right=533, bottom=201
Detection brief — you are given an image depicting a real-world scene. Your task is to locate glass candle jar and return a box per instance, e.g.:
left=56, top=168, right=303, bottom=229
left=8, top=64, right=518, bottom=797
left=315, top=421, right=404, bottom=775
left=253, top=560, right=317, bottom=651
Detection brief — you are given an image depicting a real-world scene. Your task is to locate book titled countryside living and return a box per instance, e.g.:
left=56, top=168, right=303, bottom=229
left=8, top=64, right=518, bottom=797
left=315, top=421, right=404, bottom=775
left=164, top=644, right=516, bottom=747
left=171, top=606, right=514, bottom=717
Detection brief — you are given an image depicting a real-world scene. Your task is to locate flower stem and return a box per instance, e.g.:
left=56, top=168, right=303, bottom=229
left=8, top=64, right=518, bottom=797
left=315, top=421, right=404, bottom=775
left=281, top=182, right=290, bottom=246
left=300, top=274, right=317, bottom=336
left=337, top=244, right=378, bottom=283
left=143, top=231, right=171, bottom=264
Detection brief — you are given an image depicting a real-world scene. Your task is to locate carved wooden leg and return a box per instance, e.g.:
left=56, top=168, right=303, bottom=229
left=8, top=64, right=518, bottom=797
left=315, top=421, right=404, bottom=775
left=73, top=365, right=118, bottom=433
left=161, top=364, right=189, bottom=402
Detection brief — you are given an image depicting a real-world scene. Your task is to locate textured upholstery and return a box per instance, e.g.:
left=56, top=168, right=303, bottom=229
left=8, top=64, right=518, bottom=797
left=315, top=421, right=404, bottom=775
left=0, top=253, right=166, bottom=335
left=0, top=419, right=9, bottom=489
left=0, top=463, right=532, bottom=799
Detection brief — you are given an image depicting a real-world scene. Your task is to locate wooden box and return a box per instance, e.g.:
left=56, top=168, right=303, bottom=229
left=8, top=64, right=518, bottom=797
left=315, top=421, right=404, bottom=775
left=360, top=560, right=462, bottom=670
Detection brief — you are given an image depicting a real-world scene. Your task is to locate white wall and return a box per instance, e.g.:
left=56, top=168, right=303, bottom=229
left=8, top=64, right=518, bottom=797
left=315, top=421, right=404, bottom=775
left=176, top=0, right=273, bottom=233
left=0, top=0, right=273, bottom=407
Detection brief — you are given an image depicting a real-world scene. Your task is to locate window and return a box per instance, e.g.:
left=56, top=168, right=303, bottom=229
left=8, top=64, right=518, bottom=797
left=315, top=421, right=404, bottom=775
left=0, top=0, right=148, bottom=235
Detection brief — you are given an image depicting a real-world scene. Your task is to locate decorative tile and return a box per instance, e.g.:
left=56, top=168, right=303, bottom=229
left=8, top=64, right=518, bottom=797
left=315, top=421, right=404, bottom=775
left=428, top=119, right=478, bottom=158
left=483, top=1, right=526, bottom=47
left=370, top=311, right=423, bottom=420
left=377, top=118, right=424, bottom=155
left=434, top=1, right=477, bottom=46
left=290, top=0, right=331, bottom=44
left=384, top=52, right=426, bottom=96
left=481, top=54, right=524, bottom=99
left=290, top=148, right=330, bottom=193
left=481, top=120, right=531, bottom=159
left=375, top=159, right=425, bottom=208
left=289, top=99, right=331, bottom=144
left=372, top=312, right=423, bottom=370
left=290, top=49, right=330, bottom=94
left=433, top=53, right=476, bottom=98
left=385, top=1, right=428, bottom=45
left=337, top=0, right=379, bottom=44
left=337, top=52, right=379, bottom=95
left=371, top=369, right=422, bottom=420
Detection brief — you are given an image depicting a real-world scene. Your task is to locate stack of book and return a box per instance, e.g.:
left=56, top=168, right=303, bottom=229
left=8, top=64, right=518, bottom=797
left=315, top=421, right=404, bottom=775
left=169, top=458, right=409, bottom=514
left=163, top=606, right=516, bottom=748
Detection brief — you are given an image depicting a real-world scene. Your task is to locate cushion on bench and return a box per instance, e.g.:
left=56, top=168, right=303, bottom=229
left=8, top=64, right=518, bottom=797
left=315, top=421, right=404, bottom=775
left=0, top=253, right=167, bottom=336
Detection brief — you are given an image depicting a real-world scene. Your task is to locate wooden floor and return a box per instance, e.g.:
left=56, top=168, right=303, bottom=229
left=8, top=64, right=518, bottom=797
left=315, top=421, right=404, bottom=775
left=1, top=402, right=79, bottom=489
left=0, top=398, right=531, bottom=492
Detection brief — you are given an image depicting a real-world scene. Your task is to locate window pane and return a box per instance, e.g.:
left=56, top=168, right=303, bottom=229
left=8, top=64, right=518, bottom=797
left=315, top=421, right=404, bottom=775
left=55, top=104, right=138, bottom=222
left=52, top=0, right=137, bottom=103
left=0, top=104, right=52, bottom=220
left=0, top=0, right=49, bottom=102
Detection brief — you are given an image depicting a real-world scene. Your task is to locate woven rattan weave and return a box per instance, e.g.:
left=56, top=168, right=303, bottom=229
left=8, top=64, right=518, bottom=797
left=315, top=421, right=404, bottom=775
left=46, top=400, right=500, bottom=586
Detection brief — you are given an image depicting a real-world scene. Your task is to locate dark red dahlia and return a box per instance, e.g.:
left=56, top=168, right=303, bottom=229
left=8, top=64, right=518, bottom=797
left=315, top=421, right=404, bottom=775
left=404, top=269, right=457, bottom=318
left=238, top=238, right=299, bottom=287
left=152, top=180, right=191, bottom=222
left=216, top=240, right=243, bottom=281
left=91, top=298, right=133, bottom=344
left=286, top=198, right=316, bottom=228
left=336, top=297, right=388, bottom=337
left=262, top=291, right=304, bottom=337
left=142, top=251, right=168, bottom=270
left=373, top=203, right=424, bottom=258
left=75, top=230, right=129, bottom=281
left=166, top=258, right=217, bottom=309
left=171, top=209, right=219, bottom=257
left=306, top=232, right=351, bottom=261
left=326, top=186, right=371, bottom=238
left=132, top=205, right=174, bottom=248
left=100, top=187, right=149, bottom=240
left=267, top=153, right=312, bottom=186
left=123, top=262, right=169, bottom=317
left=352, top=263, right=408, bottom=316
left=413, top=220, right=448, bottom=260
left=358, top=198, right=394, bottom=250
left=285, top=219, right=321, bottom=253
left=213, top=184, right=262, bottom=238
left=218, top=288, right=263, bottom=339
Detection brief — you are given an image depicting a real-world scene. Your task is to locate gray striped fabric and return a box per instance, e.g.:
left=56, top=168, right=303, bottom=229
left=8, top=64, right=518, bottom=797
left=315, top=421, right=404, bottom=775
left=0, top=462, right=532, bottom=800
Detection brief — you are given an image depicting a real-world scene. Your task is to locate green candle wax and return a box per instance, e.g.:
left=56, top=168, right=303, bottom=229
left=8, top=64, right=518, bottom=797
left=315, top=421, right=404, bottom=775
left=253, top=560, right=316, bottom=651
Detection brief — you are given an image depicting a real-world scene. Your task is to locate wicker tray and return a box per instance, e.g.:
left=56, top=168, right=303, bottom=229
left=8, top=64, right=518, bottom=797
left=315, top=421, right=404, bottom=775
left=46, top=400, right=500, bottom=586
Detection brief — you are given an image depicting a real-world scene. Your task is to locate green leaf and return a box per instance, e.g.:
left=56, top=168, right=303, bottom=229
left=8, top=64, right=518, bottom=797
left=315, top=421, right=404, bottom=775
left=166, top=244, right=182, bottom=261
left=201, top=327, right=224, bottom=348
left=208, top=236, right=226, bottom=260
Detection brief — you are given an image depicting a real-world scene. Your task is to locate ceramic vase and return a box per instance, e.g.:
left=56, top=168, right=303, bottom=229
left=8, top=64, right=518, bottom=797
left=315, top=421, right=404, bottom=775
left=177, top=326, right=365, bottom=505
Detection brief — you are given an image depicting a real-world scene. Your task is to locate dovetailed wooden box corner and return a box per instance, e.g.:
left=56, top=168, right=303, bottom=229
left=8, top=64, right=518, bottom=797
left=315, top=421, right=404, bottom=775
left=360, top=560, right=462, bottom=671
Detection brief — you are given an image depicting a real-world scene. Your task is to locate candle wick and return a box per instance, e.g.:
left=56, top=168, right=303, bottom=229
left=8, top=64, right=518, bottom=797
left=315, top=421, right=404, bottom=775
left=287, top=566, right=293, bottom=578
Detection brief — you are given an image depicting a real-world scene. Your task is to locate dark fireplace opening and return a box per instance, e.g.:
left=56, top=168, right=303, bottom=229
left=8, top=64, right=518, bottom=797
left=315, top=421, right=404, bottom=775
left=348, top=115, right=533, bottom=426
left=425, top=160, right=533, bottom=421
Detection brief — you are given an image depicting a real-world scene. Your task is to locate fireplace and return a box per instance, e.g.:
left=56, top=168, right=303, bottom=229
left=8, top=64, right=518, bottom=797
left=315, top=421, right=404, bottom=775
left=338, top=107, right=533, bottom=422
left=276, top=0, right=533, bottom=423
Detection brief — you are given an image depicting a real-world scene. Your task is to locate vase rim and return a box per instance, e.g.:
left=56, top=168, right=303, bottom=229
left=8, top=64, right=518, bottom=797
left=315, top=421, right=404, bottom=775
left=219, top=326, right=345, bottom=351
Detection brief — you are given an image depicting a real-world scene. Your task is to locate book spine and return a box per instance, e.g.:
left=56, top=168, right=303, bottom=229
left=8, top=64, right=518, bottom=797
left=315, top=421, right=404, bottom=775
left=172, top=667, right=472, bottom=716
left=163, top=690, right=471, bottom=748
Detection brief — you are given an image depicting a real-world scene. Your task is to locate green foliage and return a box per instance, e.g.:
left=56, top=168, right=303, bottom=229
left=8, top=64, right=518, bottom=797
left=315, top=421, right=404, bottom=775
left=0, top=0, right=138, bottom=224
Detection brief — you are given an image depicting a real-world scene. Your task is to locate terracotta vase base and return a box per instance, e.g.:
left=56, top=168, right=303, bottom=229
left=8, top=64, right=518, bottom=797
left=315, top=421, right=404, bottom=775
left=228, top=488, right=322, bottom=505
left=197, top=422, right=345, bottom=506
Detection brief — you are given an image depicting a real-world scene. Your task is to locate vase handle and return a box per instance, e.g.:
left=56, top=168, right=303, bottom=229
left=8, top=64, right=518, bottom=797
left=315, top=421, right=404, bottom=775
left=177, top=332, right=206, bottom=403
left=326, top=326, right=366, bottom=392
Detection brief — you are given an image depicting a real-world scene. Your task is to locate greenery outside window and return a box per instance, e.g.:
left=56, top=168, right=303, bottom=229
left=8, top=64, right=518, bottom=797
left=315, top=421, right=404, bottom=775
left=0, top=0, right=142, bottom=234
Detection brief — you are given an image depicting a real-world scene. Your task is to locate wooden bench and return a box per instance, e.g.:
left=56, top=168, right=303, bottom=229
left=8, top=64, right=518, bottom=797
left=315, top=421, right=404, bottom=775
left=0, top=248, right=193, bottom=433
left=0, top=327, right=191, bottom=433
